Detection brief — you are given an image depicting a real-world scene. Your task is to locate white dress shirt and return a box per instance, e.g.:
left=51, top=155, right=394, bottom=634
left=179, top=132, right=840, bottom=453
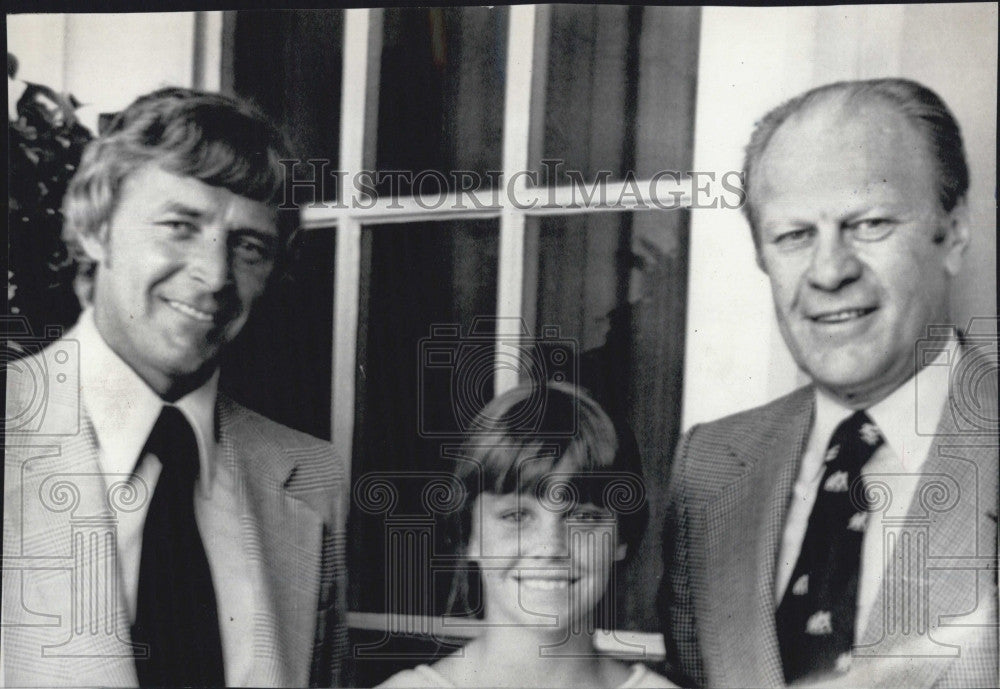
left=775, top=338, right=956, bottom=638
left=77, top=308, right=272, bottom=686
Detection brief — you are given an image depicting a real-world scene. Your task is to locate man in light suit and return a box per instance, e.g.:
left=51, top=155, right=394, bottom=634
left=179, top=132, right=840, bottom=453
left=658, top=78, right=997, bottom=687
left=4, top=88, right=346, bottom=686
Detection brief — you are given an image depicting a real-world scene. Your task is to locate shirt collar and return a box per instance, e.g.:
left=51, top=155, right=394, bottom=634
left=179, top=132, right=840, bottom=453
left=867, top=336, right=955, bottom=472
left=78, top=308, right=218, bottom=488
left=812, top=336, right=956, bottom=473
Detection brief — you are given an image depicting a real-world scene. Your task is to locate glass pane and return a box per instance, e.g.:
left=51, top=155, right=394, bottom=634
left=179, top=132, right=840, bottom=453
left=529, top=5, right=700, bottom=186
left=219, top=227, right=335, bottom=441
left=349, top=219, right=499, bottom=632
left=372, top=7, right=507, bottom=195
left=231, top=10, right=344, bottom=203
left=526, top=210, right=690, bottom=632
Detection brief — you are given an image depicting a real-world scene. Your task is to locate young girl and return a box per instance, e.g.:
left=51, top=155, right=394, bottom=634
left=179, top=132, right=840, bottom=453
left=378, top=382, right=674, bottom=688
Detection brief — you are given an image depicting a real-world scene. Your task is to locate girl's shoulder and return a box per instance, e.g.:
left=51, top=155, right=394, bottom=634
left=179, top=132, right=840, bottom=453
left=375, top=664, right=454, bottom=688
left=616, top=662, right=678, bottom=689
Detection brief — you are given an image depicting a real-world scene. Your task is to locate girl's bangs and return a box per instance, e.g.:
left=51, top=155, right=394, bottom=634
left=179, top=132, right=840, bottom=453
left=479, top=438, right=619, bottom=509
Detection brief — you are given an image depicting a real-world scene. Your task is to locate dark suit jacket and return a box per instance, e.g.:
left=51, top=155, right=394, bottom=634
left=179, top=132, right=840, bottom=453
left=658, top=362, right=998, bottom=688
left=3, top=340, right=348, bottom=686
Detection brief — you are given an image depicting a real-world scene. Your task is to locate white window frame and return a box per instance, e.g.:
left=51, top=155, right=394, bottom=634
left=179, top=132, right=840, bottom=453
left=315, top=6, right=691, bottom=471
left=301, top=6, right=688, bottom=656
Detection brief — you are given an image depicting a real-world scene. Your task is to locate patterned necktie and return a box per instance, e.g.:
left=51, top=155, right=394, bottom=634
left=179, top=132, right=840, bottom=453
left=776, top=409, right=884, bottom=683
left=131, top=406, right=225, bottom=687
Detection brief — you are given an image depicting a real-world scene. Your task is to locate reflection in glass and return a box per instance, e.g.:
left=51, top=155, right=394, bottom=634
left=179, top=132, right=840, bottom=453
left=350, top=219, right=500, bottom=630
left=374, top=7, right=507, bottom=195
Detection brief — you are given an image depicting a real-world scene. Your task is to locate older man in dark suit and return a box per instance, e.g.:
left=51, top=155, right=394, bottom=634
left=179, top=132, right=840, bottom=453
left=4, top=88, right=346, bottom=687
left=658, top=78, right=997, bottom=688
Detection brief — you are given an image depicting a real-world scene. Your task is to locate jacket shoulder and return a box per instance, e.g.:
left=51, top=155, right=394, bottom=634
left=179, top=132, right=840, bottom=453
left=689, top=385, right=812, bottom=443
left=673, top=386, right=812, bottom=494
left=223, top=396, right=330, bottom=451
left=219, top=394, right=344, bottom=523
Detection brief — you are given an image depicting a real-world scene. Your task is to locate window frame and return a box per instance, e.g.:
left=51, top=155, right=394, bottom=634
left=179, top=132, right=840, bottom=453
left=284, top=6, right=691, bottom=657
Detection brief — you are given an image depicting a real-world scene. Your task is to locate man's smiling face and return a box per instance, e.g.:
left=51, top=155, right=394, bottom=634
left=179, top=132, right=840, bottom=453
left=753, top=98, right=968, bottom=407
left=85, top=164, right=278, bottom=399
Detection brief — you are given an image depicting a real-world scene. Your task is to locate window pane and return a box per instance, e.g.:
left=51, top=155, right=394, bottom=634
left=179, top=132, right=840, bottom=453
left=373, top=7, right=507, bottom=195
left=220, top=227, right=335, bottom=441
left=349, top=219, right=499, bottom=631
left=529, top=5, right=700, bottom=186
left=526, top=210, right=689, bottom=631
left=231, top=10, right=343, bottom=203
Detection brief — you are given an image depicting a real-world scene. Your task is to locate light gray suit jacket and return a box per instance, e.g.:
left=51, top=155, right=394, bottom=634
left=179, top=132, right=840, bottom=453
left=3, top=340, right=348, bottom=687
left=659, top=360, right=998, bottom=688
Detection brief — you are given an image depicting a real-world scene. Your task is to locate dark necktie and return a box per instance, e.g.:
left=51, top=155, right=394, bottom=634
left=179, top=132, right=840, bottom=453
left=132, top=406, right=225, bottom=687
left=776, top=410, right=884, bottom=683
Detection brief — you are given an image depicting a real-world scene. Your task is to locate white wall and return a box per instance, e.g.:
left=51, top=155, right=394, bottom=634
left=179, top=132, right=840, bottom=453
left=683, top=3, right=998, bottom=430
left=7, top=12, right=222, bottom=131
left=62, top=13, right=196, bottom=112
left=7, top=14, right=68, bottom=90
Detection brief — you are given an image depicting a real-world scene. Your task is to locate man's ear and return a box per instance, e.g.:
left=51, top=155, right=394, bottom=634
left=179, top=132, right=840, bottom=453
left=615, top=542, right=627, bottom=562
left=942, top=198, right=971, bottom=278
left=78, top=223, right=109, bottom=264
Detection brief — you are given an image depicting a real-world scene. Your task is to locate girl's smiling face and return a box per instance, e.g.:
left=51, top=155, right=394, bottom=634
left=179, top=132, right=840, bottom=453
left=466, top=490, right=627, bottom=631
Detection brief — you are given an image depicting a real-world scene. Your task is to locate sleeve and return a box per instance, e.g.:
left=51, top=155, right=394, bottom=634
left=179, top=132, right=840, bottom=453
left=657, top=426, right=706, bottom=688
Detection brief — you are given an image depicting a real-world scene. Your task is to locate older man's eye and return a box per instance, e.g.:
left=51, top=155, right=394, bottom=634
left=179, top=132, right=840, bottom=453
left=849, top=218, right=896, bottom=242
left=771, top=227, right=814, bottom=251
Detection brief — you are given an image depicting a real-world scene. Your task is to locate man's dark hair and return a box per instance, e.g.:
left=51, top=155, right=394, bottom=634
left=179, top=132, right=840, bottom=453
left=742, top=78, right=969, bottom=249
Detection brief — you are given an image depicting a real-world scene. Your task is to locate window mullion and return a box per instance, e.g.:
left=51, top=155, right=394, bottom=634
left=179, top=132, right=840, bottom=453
left=495, top=4, right=538, bottom=396
left=332, top=8, right=374, bottom=478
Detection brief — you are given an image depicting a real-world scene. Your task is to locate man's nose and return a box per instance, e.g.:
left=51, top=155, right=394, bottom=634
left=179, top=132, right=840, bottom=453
left=806, top=227, right=862, bottom=291
left=189, top=231, right=232, bottom=291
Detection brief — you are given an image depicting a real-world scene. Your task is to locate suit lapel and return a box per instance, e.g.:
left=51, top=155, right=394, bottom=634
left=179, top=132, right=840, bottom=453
left=218, top=397, right=324, bottom=688
left=10, top=413, right=139, bottom=686
left=851, top=367, right=999, bottom=689
left=699, top=388, right=814, bottom=687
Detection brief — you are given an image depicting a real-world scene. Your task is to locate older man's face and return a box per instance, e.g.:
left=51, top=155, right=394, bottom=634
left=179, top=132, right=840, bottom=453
left=85, top=164, right=279, bottom=398
left=754, top=100, right=968, bottom=407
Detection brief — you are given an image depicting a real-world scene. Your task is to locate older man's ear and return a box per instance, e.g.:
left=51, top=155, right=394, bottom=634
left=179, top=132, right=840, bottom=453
left=942, top=197, right=971, bottom=278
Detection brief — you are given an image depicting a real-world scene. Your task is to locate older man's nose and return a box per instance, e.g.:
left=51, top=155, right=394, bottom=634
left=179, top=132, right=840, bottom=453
left=806, top=229, right=862, bottom=291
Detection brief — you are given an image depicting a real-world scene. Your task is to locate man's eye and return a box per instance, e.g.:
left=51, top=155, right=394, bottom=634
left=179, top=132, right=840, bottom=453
left=232, top=237, right=273, bottom=264
left=771, top=227, right=814, bottom=250
left=849, top=218, right=895, bottom=242
left=160, top=220, right=197, bottom=237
